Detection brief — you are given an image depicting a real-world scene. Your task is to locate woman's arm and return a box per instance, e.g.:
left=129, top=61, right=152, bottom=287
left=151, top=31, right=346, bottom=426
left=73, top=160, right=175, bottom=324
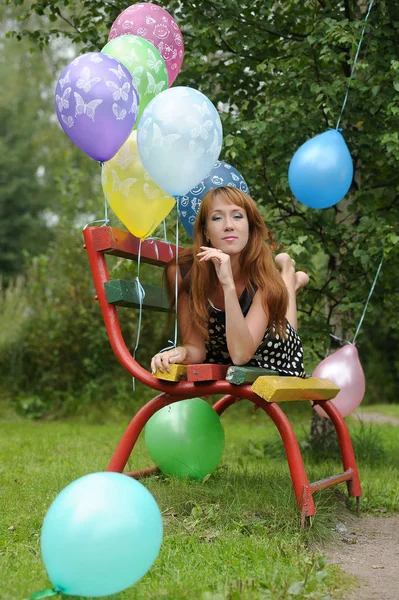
left=151, top=265, right=206, bottom=373
left=224, top=287, right=269, bottom=365
left=197, top=246, right=269, bottom=366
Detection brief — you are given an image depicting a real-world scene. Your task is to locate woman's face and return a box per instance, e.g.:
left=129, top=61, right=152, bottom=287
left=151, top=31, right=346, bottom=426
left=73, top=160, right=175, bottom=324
left=205, top=194, right=249, bottom=255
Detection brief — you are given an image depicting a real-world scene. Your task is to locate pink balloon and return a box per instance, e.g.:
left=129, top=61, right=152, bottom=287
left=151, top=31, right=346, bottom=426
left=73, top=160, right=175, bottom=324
left=312, top=344, right=366, bottom=418
left=108, top=3, right=184, bottom=87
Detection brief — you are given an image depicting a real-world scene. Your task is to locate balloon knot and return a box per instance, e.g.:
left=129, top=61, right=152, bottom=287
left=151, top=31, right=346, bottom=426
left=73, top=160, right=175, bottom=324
left=25, top=587, right=61, bottom=599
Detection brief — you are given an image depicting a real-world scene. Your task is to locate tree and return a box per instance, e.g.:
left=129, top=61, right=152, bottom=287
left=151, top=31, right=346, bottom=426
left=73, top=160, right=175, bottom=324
left=5, top=0, right=399, bottom=409
left=0, top=6, right=55, bottom=278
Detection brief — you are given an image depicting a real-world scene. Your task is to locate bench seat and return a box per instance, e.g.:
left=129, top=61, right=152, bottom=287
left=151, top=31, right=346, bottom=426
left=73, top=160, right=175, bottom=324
left=153, top=363, right=339, bottom=403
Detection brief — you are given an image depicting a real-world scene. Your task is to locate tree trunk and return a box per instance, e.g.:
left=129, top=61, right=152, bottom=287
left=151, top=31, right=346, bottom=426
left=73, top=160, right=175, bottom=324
left=309, top=409, right=338, bottom=452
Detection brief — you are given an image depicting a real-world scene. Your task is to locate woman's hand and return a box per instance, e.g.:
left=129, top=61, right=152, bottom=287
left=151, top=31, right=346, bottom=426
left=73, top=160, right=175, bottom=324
left=197, top=246, right=234, bottom=288
left=151, top=346, right=188, bottom=374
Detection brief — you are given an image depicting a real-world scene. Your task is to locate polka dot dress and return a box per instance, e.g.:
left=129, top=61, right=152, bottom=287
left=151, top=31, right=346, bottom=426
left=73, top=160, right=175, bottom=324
left=205, top=287, right=307, bottom=378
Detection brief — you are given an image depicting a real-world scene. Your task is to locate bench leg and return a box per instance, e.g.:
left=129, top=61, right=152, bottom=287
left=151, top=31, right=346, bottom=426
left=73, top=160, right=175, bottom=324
left=107, top=393, right=186, bottom=473
left=256, top=400, right=316, bottom=521
left=107, top=392, right=343, bottom=524
left=215, top=392, right=316, bottom=520
left=212, top=394, right=240, bottom=415
left=314, top=400, right=362, bottom=499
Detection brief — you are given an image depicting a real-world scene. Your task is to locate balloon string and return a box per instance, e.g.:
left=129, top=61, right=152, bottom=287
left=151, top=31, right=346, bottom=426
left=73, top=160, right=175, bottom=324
left=173, top=209, right=179, bottom=347
left=330, top=333, right=352, bottom=345
left=132, top=216, right=178, bottom=384
left=24, top=587, right=61, bottom=599
left=159, top=209, right=179, bottom=353
left=140, top=219, right=157, bottom=240
left=329, top=333, right=352, bottom=345
left=132, top=240, right=145, bottom=391
left=83, top=162, right=110, bottom=229
left=163, top=219, right=168, bottom=242
left=146, top=234, right=175, bottom=261
left=335, top=0, right=375, bottom=130
left=146, top=219, right=173, bottom=259
left=352, top=255, right=383, bottom=344
left=329, top=254, right=383, bottom=346
left=146, top=238, right=160, bottom=260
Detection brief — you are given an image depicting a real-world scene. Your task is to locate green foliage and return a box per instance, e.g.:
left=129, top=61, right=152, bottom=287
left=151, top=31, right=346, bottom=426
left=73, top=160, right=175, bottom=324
left=0, top=166, right=170, bottom=417
left=0, top=277, right=27, bottom=354
left=3, top=0, right=399, bottom=410
left=0, top=8, right=55, bottom=278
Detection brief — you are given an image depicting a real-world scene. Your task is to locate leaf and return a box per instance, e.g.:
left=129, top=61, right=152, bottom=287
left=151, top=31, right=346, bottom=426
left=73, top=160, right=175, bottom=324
left=288, top=581, right=305, bottom=596
left=388, top=233, right=399, bottom=245
left=289, top=244, right=306, bottom=255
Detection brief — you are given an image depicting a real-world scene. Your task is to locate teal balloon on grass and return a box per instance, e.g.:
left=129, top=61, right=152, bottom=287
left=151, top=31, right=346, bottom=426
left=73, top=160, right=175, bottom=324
left=40, top=472, right=162, bottom=597
left=145, top=398, right=225, bottom=480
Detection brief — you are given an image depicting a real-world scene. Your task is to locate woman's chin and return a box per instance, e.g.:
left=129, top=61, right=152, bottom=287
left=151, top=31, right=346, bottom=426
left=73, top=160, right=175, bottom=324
left=221, top=243, right=245, bottom=255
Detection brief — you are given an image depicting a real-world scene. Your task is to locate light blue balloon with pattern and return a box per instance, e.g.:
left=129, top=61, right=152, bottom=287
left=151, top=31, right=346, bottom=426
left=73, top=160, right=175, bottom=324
left=40, top=472, right=163, bottom=597
left=137, top=86, right=223, bottom=196
left=288, top=129, right=353, bottom=209
left=176, top=160, right=250, bottom=238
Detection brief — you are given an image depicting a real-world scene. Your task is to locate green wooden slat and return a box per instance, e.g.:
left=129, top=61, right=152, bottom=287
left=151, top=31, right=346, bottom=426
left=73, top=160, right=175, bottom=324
left=104, top=280, right=171, bottom=312
left=226, top=366, right=277, bottom=385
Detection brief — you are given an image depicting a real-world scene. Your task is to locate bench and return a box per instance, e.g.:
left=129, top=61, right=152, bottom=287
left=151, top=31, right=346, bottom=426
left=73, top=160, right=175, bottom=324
left=83, top=225, right=362, bottom=527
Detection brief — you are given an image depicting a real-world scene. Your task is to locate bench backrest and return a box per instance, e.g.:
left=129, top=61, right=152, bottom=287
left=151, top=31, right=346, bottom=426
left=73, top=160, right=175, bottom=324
left=85, top=225, right=182, bottom=313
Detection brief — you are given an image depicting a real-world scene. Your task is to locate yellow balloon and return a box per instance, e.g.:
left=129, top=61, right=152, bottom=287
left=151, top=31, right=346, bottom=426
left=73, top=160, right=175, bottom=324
left=102, top=131, right=175, bottom=239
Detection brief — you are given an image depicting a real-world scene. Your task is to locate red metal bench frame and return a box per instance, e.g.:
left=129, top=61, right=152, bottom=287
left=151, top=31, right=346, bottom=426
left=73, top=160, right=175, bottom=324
left=83, top=225, right=362, bottom=526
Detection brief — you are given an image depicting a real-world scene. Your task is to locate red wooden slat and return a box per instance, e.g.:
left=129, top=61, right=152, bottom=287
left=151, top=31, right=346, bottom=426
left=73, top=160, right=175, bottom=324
left=88, top=226, right=181, bottom=266
left=186, top=364, right=229, bottom=382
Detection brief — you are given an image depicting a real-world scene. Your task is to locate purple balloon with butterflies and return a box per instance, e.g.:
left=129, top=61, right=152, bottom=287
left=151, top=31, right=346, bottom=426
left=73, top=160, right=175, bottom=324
left=54, top=52, right=139, bottom=162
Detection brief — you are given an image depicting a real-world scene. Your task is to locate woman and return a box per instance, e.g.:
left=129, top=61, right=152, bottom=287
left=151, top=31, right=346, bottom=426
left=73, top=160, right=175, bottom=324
left=151, top=186, right=309, bottom=376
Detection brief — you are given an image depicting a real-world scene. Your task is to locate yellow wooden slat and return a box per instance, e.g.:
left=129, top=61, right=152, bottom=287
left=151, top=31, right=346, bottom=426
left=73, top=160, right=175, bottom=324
left=153, top=364, right=187, bottom=382
left=251, top=376, right=340, bottom=403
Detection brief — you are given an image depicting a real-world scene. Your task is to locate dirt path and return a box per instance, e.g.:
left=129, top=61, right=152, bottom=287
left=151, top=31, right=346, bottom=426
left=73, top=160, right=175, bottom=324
left=354, top=410, right=399, bottom=426
left=324, top=511, right=399, bottom=599
left=323, top=409, right=399, bottom=599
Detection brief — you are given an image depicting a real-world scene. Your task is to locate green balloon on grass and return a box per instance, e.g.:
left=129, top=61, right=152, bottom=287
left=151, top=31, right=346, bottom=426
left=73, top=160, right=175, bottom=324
left=102, top=34, right=168, bottom=126
left=145, top=398, right=225, bottom=480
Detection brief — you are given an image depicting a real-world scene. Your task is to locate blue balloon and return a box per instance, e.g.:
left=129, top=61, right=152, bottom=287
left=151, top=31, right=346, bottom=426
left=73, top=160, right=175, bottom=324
left=176, top=161, right=250, bottom=237
left=137, top=86, right=223, bottom=196
left=40, top=472, right=163, bottom=597
left=288, top=129, right=353, bottom=209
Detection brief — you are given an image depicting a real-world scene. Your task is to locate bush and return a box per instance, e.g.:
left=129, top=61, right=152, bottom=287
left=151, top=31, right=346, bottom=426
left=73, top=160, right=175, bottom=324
left=0, top=167, right=173, bottom=418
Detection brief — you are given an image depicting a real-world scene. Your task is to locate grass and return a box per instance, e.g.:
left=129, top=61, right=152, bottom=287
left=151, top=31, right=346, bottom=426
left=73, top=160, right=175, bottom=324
left=1, top=401, right=398, bottom=600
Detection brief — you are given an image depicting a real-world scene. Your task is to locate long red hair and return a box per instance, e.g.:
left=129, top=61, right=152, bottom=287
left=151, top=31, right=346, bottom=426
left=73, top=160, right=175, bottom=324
left=166, top=186, right=288, bottom=340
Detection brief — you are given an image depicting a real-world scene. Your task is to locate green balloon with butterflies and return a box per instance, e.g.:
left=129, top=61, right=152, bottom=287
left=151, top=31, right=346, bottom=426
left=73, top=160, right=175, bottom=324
left=102, top=34, right=168, bottom=128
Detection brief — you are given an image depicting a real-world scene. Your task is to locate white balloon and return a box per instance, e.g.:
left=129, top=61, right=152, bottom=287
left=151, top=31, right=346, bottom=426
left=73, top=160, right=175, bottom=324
left=137, top=86, right=223, bottom=196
